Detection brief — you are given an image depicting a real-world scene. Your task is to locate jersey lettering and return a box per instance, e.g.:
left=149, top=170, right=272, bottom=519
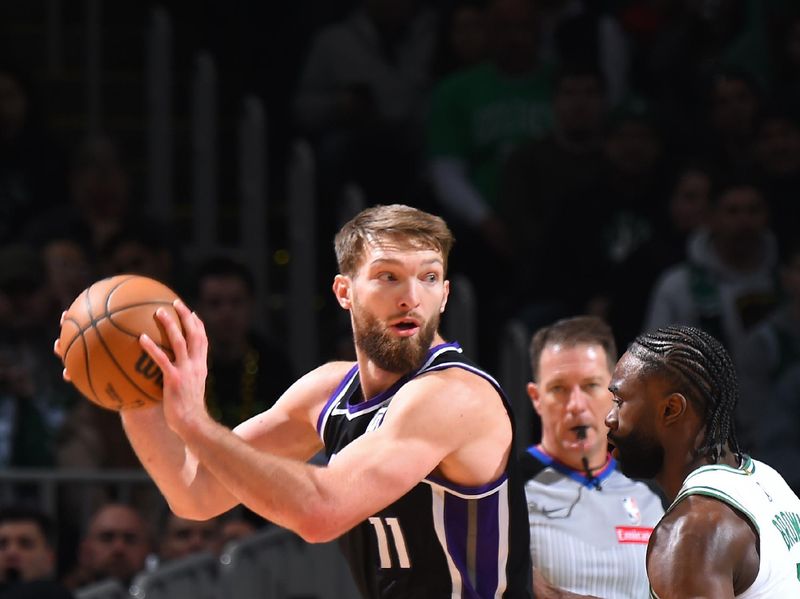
left=368, top=517, right=411, bottom=569
left=772, top=511, right=800, bottom=551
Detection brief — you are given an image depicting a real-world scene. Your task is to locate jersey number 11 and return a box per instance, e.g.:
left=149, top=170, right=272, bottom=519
left=368, top=517, right=411, bottom=569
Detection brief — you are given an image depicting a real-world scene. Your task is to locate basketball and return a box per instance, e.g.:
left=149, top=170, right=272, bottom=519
left=58, top=274, right=182, bottom=411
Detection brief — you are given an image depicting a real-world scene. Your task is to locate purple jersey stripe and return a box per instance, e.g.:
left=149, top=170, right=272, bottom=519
left=475, top=491, right=501, bottom=598
left=443, top=490, right=501, bottom=598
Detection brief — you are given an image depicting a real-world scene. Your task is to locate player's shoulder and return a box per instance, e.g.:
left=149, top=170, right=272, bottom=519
left=413, top=360, right=498, bottom=396
left=652, top=494, right=754, bottom=554
left=648, top=494, right=758, bottom=596
left=395, top=364, right=505, bottom=424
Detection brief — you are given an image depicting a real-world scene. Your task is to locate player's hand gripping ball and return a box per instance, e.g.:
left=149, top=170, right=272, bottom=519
left=58, top=274, right=182, bottom=411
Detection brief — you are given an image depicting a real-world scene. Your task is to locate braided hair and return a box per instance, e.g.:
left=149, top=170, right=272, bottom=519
left=629, top=325, right=741, bottom=462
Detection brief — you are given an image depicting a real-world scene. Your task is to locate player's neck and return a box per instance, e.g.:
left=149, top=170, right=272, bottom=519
left=661, top=448, right=741, bottom=502
left=355, top=333, right=446, bottom=401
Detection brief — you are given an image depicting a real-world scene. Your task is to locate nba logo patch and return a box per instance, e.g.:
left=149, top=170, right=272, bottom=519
left=622, top=497, right=641, bottom=525
left=366, top=406, right=388, bottom=432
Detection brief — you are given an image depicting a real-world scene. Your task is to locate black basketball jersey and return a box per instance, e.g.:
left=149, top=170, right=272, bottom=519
left=316, top=342, right=532, bottom=598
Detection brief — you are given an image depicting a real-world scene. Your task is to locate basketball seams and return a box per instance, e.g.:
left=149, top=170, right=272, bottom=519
left=92, top=319, right=159, bottom=404
left=61, top=316, right=85, bottom=357
left=62, top=275, right=144, bottom=359
left=60, top=274, right=180, bottom=410
left=62, top=303, right=174, bottom=364
left=92, top=276, right=169, bottom=404
left=104, top=302, right=177, bottom=349
left=79, top=326, right=101, bottom=406
left=104, top=276, right=176, bottom=350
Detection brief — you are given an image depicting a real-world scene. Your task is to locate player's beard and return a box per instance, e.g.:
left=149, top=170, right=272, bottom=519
left=352, top=306, right=439, bottom=374
left=610, top=428, right=664, bottom=480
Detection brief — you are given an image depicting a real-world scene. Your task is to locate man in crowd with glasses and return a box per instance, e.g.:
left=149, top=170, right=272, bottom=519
left=521, top=316, right=663, bottom=598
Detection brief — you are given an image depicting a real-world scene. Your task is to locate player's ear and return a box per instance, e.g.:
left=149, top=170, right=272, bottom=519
left=440, top=279, right=450, bottom=313
left=662, top=392, right=688, bottom=426
left=527, top=382, right=543, bottom=415
left=332, top=275, right=352, bottom=310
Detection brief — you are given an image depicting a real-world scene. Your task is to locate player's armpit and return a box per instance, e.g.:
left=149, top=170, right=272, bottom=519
left=647, top=495, right=758, bottom=599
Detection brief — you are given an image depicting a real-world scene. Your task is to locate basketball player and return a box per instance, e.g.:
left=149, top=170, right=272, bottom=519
left=607, top=325, right=800, bottom=597
left=522, top=316, right=663, bottom=599
left=70, top=205, right=532, bottom=598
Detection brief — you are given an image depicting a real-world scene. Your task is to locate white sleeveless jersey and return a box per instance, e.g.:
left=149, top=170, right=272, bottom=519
left=663, top=456, right=800, bottom=598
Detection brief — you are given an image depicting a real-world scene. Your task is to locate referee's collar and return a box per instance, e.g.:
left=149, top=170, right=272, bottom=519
left=527, top=444, right=616, bottom=488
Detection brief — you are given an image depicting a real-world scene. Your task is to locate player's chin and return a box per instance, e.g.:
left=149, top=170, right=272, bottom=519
left=608, top=442, right=619, bottom=459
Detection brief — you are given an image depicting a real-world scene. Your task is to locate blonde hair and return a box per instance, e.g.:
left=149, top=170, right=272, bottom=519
left=334, top=204, right=455, bottom=276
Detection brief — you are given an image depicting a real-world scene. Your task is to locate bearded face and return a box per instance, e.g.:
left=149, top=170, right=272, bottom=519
left=609, top=427, right=664, bottom=480
left=351, top=299, right=439, bottom=373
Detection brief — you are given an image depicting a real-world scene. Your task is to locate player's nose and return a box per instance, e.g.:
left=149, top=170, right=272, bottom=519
left=398, top=279, right=421, bottom=309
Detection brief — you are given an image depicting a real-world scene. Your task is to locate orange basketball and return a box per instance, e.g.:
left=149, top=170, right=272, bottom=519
left=58, top=274, right=182, bottom=411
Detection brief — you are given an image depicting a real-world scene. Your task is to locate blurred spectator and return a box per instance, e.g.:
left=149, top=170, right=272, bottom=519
left=427, top=0, right=552, bottom=364
left=621, top=0, right=771, bottom=146
left=0, top=506, right=73, bottom=598
left=663, top=161, right=714, bottom=245
left=37, top=232, right=94, bottom=314
left=756, top=362, right=800, bottom=495
left=752, top=104, right=800, bottom=251
left=0, top=62, right=68, bottom=246
left=432, top=0, right=487, bottom=77
left=737, top=239, right=800, bottom=454
left=644, top=176, right=780, bottom=361
left=497, top=63, right=607, bottom=324
left=0, top=244, right=71, bottom=469
left=538, top=97, right=667, bottom=335
left=191, top=256, right=295, bottom=428
left=767, top=6, right=800, bottom=109
left=218, top=507, right=262, bottom=551
left=697, top=67, right=762, bottom=174
left=536, top=0, right=631, bottom=106
left=98, top=225, right=182, bottom=291
left=428, top=0, right=552, bottom=245
left=31, top=134, right=169, bottom=263
left=156, top=510, right=221, bottom=564
left=607, top=159, right=713, bottom=348
left=56, top=401, right=141, bottom=472
left=293, top=0, right=436, bottom=206
left=63, top=503, right=151, bottom=592
left=65, top=135, right=134, bottom=254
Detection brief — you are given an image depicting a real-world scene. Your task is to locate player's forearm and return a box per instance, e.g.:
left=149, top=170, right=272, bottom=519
left=121, top=406, right=238, bottom=519
left=177, top=415, right=351, bottom=542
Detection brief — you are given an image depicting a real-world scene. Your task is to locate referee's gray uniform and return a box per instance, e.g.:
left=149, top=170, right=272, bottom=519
left=521, top=445, right=664, bottom=598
